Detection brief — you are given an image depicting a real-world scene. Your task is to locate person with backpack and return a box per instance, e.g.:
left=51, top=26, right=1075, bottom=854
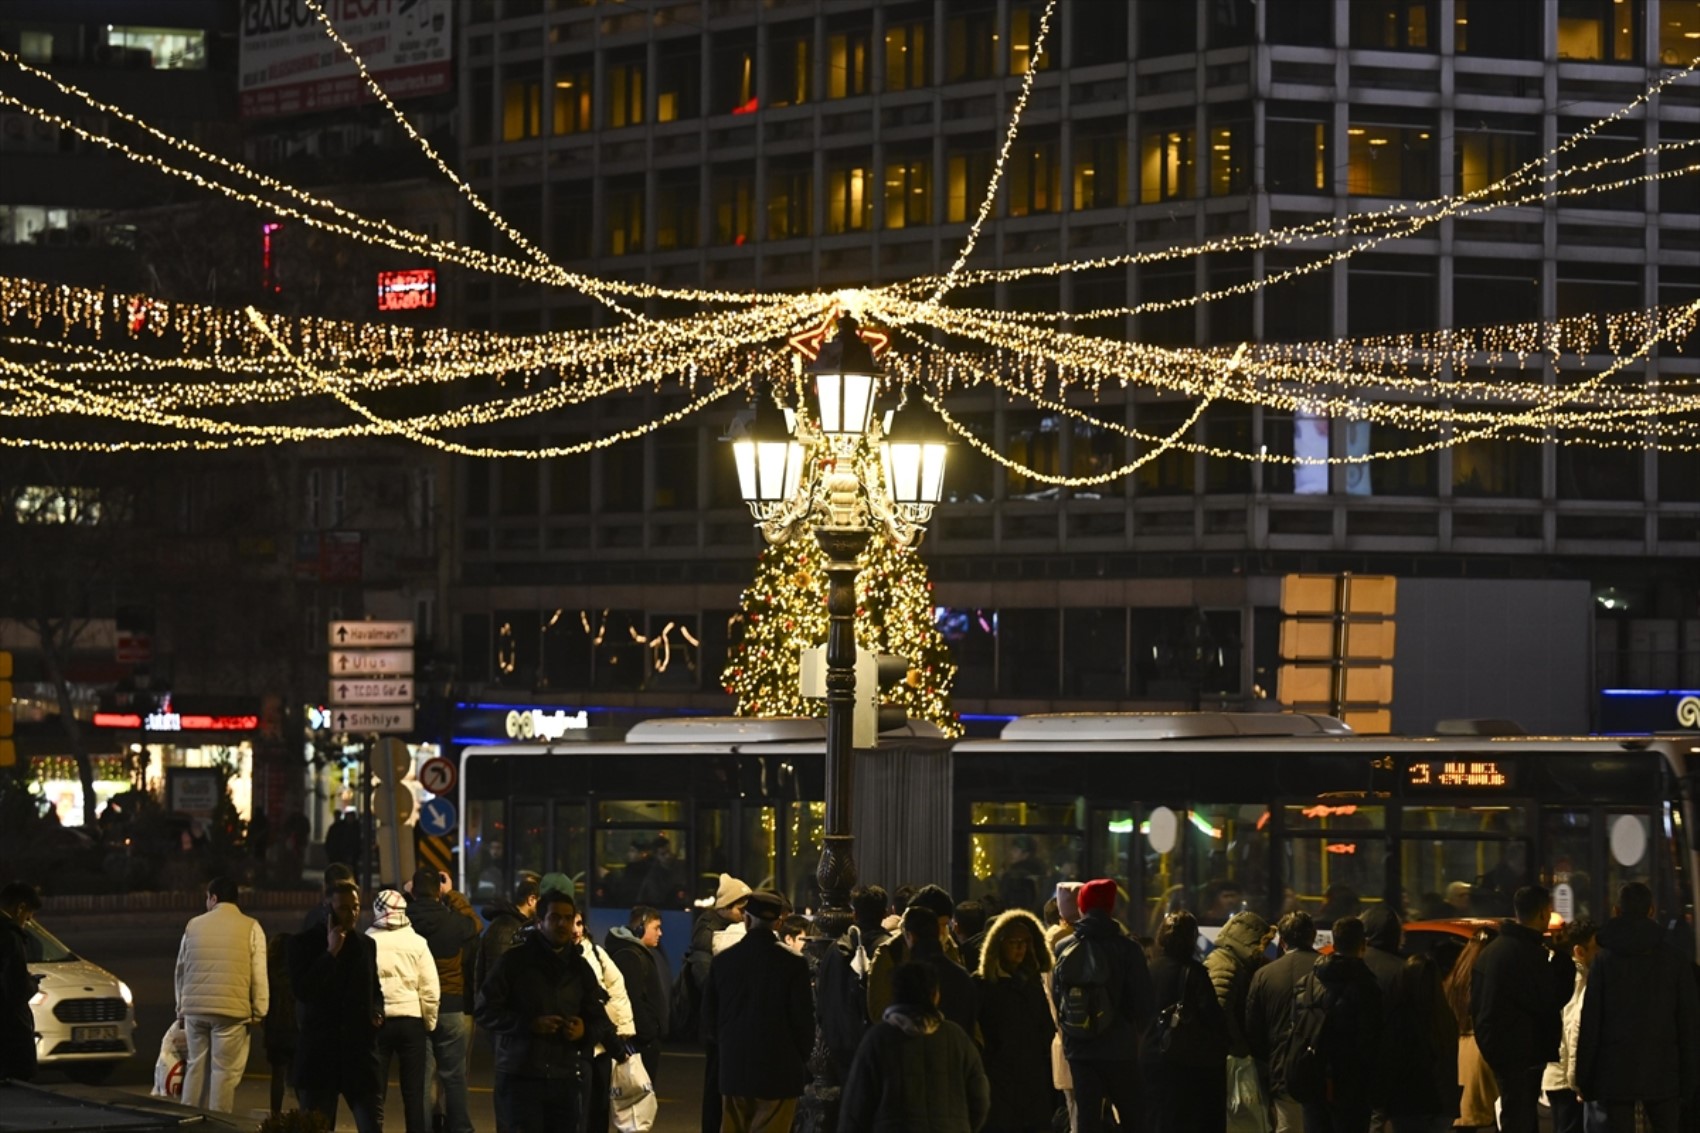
left=1298, top=915, right=1383, bottom=1133
left=1245, top=911, right=1322, bottom=1133
left=1050, top=877, right=1155, bottom=1133
left=818, top=885, right=892, bottom=1087
left=1140, top=911, right=1229, bottom=1133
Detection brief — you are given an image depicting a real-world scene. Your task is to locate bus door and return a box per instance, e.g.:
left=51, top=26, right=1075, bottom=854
left=1397, top=801, right=1533, bottom=920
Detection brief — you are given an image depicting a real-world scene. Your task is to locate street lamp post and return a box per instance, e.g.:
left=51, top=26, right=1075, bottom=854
left=731, top=314, right=948, bottom=1127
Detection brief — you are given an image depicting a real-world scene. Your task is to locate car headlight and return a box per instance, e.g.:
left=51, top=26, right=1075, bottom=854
left=119, top=981, right=134, bottom=1006
left=29, top=991, right=46, bottom=1007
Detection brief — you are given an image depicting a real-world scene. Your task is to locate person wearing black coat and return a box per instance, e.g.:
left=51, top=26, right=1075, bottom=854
left=604, top=906, right=665, bottom=1087
left=475, top=890, right=616, bottom=1133
left=1052, top=878, right=1156, bottom=1133
left=702, top=890, right=814, bottom=1133
left=1576, top=882, right=1700, bottom=1133
left=894, top=905, right=980, bottom=1039
left=840, top=961, right=992, bottom=1133
left=1306, top=916, right=1384, bottom=1133
left=1245, top=911, right=1322, bottom=1133
left=1378, top=954, right=1458, bottom=1133
left=1141, top=911, right=1230, bottom=1133
left=289, top=880, right=383, bottom=1133
left=1471, top=886, right=1571, bottom=1133
left=0, top=882, right=42, bottom=1083
left=973, top=909, right=1057, bottom=1133
left=475, top=873, right=540, bottom=999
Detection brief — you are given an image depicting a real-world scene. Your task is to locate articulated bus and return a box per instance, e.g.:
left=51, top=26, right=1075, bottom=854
left=454, top=713, right=1698, bottom=961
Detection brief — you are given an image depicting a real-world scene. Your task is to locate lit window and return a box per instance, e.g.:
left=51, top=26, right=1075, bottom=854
left=1140, top=127, right=1196, bottom=203
left=106, top=26, right=206, bottom=70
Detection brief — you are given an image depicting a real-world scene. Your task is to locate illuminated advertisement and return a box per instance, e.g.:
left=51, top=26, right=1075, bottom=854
left=239, top=0, right=453, bottom=119
left=376, top=269, right=437, bottom=311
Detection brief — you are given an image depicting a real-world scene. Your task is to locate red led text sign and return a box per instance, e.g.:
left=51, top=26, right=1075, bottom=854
left=377, top=269, right=437, bottom=311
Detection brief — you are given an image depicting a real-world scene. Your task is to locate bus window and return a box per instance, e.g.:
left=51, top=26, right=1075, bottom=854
left=465, top=800, right=508, bottom=902
left=512, top=801, right=548, bottom=881
left=1399, top=805, right=1528, bottom=919
left=1089, top=808, right=1133, bottom=916
left=788, top=801, right=825, bottom=911
left=1137, top=803, right=1269, bottom=936
left=967, top=801, right=1082, bottom=916
left=1541, top=809, right=1596, bottom=924
left=553, top=801, right=588, bottom=899
left=1284, top=836, right=1387, bottom=929
left=593, top=829, right=689, bottom=909
left=738, top=804, right=779, bottom=894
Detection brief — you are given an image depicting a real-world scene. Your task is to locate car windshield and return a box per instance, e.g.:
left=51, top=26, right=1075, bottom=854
left=24, top=920, right=79, bottom=963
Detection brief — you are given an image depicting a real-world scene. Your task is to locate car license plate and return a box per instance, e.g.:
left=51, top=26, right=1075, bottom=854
left=73, top=1025, right=119, bottom=1042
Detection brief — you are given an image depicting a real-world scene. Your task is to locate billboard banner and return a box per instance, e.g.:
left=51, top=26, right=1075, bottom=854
left=240, top=0, right=452, bottom=120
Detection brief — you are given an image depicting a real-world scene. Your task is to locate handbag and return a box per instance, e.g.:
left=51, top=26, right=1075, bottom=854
left=1153, top=966, right=1219, bottom=1068
left=1226, top=1053, right=1271, bottom=1133
left=610, top=1053, right=658, bottom=1133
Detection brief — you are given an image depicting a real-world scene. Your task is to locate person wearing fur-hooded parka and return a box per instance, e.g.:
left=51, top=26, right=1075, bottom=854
left=974, top=910, right=1058, bottom=1133
left=1203, top=910, right=1269, bottom=1058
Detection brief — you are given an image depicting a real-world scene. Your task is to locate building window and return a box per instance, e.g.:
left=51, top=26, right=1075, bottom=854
left=1134, top=402, right=1198, bottom=495
left=827, top=25, right=870, bottom=97
left=605, top=176, right=643, bottom=256
left=1452, top=421, right=1542, bottom=498
left=766, top=161, right=813, bottom=241
left=1007, top=138, right=1060, bottom=216
left=105, top=26, right=206, bottom=70
left=655, top=168, right=699, bottom=249
left=946, top=4, right=995, bottom=81
left=1073, top=3, right=1128, bottom=64
left=653, top=429, right=698, bottom=510
left=1347, top=254, right=1438, bottom=337
left=1559, top=120, right=1645, bottom=210
left=884, top=153, right=932, bottom=228
left=502, top=73, right=544, bottom=141
left=712, top=31, right=756, bottom=113
left=883, top=19, right=929, bottom=92
left=1072, top=126, right=1128, bottom=210
left=606, top=54, right=645, bottom=128
left=1266, top=0, right=1332, bottom=45
left=1008, top=3, right=1052, bottom=74
left=1346, top=121, right=1434, bottom=198
left=1138, top=1, right=1196, bottom=56
left=1349, top=0, right=1433, bottom=50
left=1456, top=117, right=1540, bottom=201
left=1660, top=0, right=1700, bottom=64
left=1208, top=112, right=1250, bottom=197
left=1005, top=411, right=1064, bottom=498
left=1140, top=123, right=1197, bottom=203
left=601, top=445, right=644, bottom=513
left=1453, top=0, right=1544, bottom=57
left=768, top=23, right=810, bottom=107
left=498, top=461, right=540, bottom=517
left=947, top=145, right=994, bottom=222
left=825, top=158, right=873, bottom=233
left=551, top=61, right=592, bottom=135
left=712, top=169, right=754, bottom=245
left=1556, top=0, right=1640, bottom=61
left=1453, top=258, right=1540, bottom=328
left=548, top=448, right=592, bottom=514
left=1267, top=110, right=1330, bottom=194
left=656, top=38, right=701, bottom=121
left=551, top=182, right=592, bottom=260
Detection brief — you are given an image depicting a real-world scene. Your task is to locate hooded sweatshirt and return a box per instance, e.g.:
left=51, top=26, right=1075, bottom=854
left=1360, top=905, right=1406, bottom=999
left=838, top=1002, right=991, bottom=1133
left=1576, top=914, right=1700, bottom=1103
left=1204, top=910, right=1268, bottom=1058
left=367, top=891, right=440, bottom=1032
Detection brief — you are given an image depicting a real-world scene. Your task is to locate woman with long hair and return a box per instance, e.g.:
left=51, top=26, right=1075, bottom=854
left=1444, top=933, right=1500, bottom=1131
left=975, top=909, right=1058, bottom=1133
left=1140, top=911, right=1229, bottom=1133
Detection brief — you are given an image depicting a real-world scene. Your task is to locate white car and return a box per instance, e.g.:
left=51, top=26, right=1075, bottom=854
left=26, top=918, right=137, bottom=1082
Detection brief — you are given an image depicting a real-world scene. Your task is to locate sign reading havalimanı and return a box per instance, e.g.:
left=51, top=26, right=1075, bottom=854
left=239, top=0, right=453, bottom=120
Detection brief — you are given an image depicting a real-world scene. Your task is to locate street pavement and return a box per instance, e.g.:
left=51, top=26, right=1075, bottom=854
left=35, top=908, right=706, bottom=1132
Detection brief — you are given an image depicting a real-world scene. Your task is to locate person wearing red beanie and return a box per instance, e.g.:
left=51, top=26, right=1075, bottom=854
left=1050, top=878, right=1154, bottom=1132
left=1076, top=878, right=1117, bottom=919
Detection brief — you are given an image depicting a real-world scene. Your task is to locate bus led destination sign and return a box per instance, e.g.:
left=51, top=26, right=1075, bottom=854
left=1407, top=759, right=1513, bottom=789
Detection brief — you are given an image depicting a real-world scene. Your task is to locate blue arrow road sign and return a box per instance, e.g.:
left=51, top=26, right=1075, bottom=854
left=419, top=796, right=457, bottom=837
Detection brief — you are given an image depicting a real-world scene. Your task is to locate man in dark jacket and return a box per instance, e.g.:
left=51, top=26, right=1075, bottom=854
left=604, top=904, right=665, bottom=1087
left=289, top=880, right=382, bottom=1133
left=1360, top=903, right=1405, bottom=1132
left=476, top=871, right=540, bottom=999
left=840, top=961, right=992, bottom=1133
left=1245, top=910, right=1321, bottom=1133
left=1576, top=882, right=1700, bottom=1133
left=1052, top=877, right=1154, bottom=1133
left=1307, top=915, right=1384, bottom=1133
left=894, top=905, right=978, bottom=1037
left=0, top=881, right=42, bottom=1082
left=476, top=888, right=616, bottom=1133
left=1472, top=885, right=1570, bottom=1133
left=867, top=883, right=964, bottom=1017
left=299, top=863, right=355, bottom=934
left=818, top=884, right=894, bottom=1086
left=409, top=868, right=481, bottom=1133
left=701, top=890, right=813, bottom=1133
left=952, top=900, right=989, bottom=974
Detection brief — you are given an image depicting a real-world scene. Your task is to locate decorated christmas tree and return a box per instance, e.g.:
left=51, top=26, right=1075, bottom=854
left=722, top=526, right=961, bottom=736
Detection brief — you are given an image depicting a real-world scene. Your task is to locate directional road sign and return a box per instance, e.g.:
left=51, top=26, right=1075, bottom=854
left=418, top=756, right=457, bottom=797
left=328, top=621, right=415, bottom=648
left=329, top=649, right=414, bottom=676
left=328, top=678, right=415, bottom=705
left=419, top=796, right=457, bottom=837
left=330, top=706, right=415, bottom=734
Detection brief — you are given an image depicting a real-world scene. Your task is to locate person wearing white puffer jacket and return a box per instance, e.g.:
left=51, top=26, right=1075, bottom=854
left=173, top=875, right=268, bottom=1114
left=368, top=887, right=440, bottom=1133
left=575, top=908, right=637, bottom=1133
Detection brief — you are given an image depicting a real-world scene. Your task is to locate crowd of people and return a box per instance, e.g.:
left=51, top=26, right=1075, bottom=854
left=5, top=864, right=1699, bottom=1133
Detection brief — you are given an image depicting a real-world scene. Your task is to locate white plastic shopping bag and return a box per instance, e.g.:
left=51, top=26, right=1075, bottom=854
left=151, top=1019, right=187, bottom=1099
left=610, top=1054, right=658, bottom=1133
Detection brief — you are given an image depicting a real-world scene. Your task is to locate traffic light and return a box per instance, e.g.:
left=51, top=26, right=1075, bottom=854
left=0, top=650, right=14, bottom=768
left=800, top=647, right=911, bottom=746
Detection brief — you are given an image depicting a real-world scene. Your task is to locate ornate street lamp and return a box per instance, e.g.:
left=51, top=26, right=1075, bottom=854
left=730, top=315, right=949, bottom=1124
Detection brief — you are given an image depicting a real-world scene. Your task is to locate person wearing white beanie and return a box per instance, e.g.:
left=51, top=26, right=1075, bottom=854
left=687, top=874, right=753, bottom=1133
left=367, top=888, right=439, bottom=1133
